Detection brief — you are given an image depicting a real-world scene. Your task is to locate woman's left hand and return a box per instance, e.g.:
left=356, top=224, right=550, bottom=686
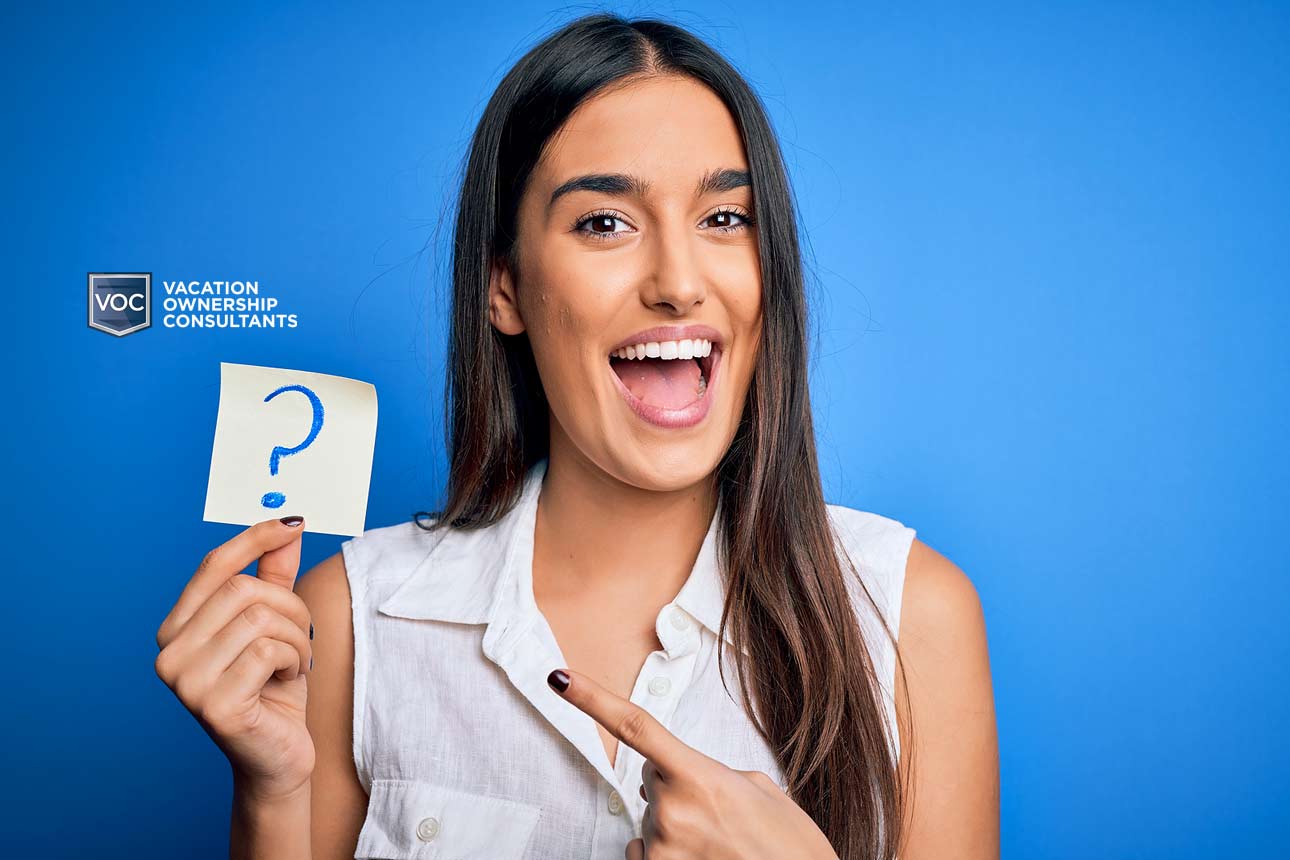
left=548, top=667, right=838, bottom=860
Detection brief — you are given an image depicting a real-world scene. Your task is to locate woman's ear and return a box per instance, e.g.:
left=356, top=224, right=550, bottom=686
left=488, top=258, right=526, bottom=335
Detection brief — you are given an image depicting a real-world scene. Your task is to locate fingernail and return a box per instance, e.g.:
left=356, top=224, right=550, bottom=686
left=280, top=515, right=304, bottom=527
left=547, top=668, right=570, bottom=694
left=309, top=656, right=314, bottom=671
left=309, top=622, right=314, bottom=640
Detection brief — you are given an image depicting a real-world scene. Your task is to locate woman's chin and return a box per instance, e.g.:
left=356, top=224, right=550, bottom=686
left=595, top=434, right=726, bottom=494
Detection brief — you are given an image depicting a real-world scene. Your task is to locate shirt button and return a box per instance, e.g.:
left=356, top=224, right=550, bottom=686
left=669, top=606, right=692, bottom=631
left=647, top=676, right=672, bottom=696
left=607, top=789, right=624, bottom=815
left=416, top=816, right=441, bottom=841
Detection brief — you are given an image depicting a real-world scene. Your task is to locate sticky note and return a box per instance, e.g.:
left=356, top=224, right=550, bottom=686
left=203, top=362, right=378, bottom=536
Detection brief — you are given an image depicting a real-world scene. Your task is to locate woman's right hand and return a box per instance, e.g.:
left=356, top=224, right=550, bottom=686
left=155, top=515, right=315, bottom=801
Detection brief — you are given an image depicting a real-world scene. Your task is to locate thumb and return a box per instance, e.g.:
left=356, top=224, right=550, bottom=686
left=255, top=515, right=305, bottom=590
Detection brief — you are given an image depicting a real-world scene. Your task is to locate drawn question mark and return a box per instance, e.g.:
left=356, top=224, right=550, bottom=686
left=259, top=383, right=325, bottom=509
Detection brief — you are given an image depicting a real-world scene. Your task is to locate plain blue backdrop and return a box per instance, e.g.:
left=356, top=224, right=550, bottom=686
left=4, top=1, right=1286, bottom=857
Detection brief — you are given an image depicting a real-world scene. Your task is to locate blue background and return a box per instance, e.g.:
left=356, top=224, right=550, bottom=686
left=4, top=2, right=1286, bottom=857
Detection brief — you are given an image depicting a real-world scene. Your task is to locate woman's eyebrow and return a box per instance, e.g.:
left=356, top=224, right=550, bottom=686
left=695, top=167, right=752, bottom=197
left=546, top=167, right=751, bottom=212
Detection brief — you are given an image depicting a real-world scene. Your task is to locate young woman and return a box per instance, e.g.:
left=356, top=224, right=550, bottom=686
left=155, top=13, right=998, bottom=860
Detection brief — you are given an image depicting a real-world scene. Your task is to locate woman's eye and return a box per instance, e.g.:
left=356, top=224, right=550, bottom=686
left=573, top=212, right=633, bottom=241
left=702, top=209, right=754, bottom=232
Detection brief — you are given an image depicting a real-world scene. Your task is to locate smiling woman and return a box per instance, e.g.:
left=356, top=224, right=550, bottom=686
left=481, top=68, right=766, bottom=491
left=153, top=11, right=997, bottom=860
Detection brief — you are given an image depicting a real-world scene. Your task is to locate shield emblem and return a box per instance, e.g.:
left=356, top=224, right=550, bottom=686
left=88, top=273, right=151, bottom=336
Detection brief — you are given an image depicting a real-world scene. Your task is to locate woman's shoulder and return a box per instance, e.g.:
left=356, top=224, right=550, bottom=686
left=823, top=501, right=981, bottom=640
left=293, top=518, right=441, bottom=619
left=901, top=536, right=985, bottom=652
left=823, top=502, right=919, bottom=634
left=339, top=518, right=446, bottom=584
left=824, top=502, right=918, bottom=559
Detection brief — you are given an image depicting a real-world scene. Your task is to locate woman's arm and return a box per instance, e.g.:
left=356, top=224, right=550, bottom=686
left=292, top=552, right=369, bottom=859
left=895, top=538, right=1000, bottom=859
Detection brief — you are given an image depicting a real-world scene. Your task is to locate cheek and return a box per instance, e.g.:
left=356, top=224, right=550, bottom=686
left=733, top=290, right=762, bottom=334
left=519, top=284, right=556, bottom=337
left=720, top=266, right=763, bottom=355
left=715, top=247, right=762, bottom=319
left=520, top=248, right=619, bottom=339
left=544, top=289, right=598, bottom=351
left=727, top=285, right=763, bottom=394
left=555, top=302, right=579, bottom=336
left=522, top=288, right=604, bottom=404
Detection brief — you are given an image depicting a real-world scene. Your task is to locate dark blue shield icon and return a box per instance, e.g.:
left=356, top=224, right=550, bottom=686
left=88, top=273, right=151, bottom=336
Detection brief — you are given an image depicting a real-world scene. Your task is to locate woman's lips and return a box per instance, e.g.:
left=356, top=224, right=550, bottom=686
left=608, top=348, right=722, bottom=429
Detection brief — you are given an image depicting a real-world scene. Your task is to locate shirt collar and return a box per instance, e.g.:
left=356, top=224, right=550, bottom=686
left=377, top=457, right=737, bottom=650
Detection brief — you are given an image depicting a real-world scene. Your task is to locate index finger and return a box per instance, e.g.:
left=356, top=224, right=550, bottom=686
left=158, top=515, right=305, bottom=647
left=547, top=667, right=707, bottom=777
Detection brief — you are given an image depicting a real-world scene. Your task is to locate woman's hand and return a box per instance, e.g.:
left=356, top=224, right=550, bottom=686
left=154, top=516, right=315, bottom=802
left=548, top=668, right=839, bottom=860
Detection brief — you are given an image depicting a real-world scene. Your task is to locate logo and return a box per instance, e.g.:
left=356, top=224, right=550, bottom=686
left=89, top=272, right=151, bottom=336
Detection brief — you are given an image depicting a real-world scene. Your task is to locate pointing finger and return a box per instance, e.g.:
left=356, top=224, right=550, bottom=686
left=547, top=667, right=707, bottom=778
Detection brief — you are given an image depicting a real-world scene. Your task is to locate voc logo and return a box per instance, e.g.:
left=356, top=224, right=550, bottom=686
left=88, top=272, right=151, bottom=337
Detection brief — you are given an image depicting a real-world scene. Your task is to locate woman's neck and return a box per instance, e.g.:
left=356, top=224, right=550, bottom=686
left=533, top=443, right=718, bottom=605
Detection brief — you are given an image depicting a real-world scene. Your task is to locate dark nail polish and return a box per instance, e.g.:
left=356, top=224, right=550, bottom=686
left=309, top=622, right=314, bottom=640
left=547, top=668, right=570, bottom=693
left=280, top=515, right=304, bottom=527
left=309, top=656, right=313, bottom=671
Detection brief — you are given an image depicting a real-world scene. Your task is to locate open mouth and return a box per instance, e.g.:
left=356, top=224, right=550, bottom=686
left=607, top=337, right=721, bottom=429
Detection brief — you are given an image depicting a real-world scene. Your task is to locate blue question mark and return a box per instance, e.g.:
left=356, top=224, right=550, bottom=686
left=259, top=383, right=325, bottom=509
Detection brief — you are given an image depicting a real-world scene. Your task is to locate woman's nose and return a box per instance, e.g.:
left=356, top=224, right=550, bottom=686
left=640, top=228, right=707, bottom=314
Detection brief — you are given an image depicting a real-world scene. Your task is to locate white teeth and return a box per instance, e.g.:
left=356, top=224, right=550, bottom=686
left=611, top=338, right=714, bottom=360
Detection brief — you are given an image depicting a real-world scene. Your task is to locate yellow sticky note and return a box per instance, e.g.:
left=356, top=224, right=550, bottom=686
left=203, top=362, right=378, bottom=536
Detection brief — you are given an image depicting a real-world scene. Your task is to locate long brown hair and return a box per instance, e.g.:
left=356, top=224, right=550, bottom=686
left=414, top=13, right=912, bottom=858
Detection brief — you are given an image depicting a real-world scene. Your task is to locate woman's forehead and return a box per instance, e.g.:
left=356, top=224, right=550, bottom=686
left=536, top=75, right=748, bottom=194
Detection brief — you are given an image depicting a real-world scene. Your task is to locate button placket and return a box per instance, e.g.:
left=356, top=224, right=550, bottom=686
left=656, top=603, right=700, bottom=660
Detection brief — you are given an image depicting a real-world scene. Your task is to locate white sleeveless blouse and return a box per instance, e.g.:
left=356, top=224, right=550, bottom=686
left=341, top=458, right=916, bottom=859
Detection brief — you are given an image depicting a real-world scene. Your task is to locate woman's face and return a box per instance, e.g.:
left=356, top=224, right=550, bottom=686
left=491, top=74, right=763, bottom=492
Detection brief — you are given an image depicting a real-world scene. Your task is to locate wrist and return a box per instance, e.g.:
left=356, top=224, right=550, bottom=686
left=232, top=770, right=311, bottom=813
left=230, top=773, right=311, bottom=860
